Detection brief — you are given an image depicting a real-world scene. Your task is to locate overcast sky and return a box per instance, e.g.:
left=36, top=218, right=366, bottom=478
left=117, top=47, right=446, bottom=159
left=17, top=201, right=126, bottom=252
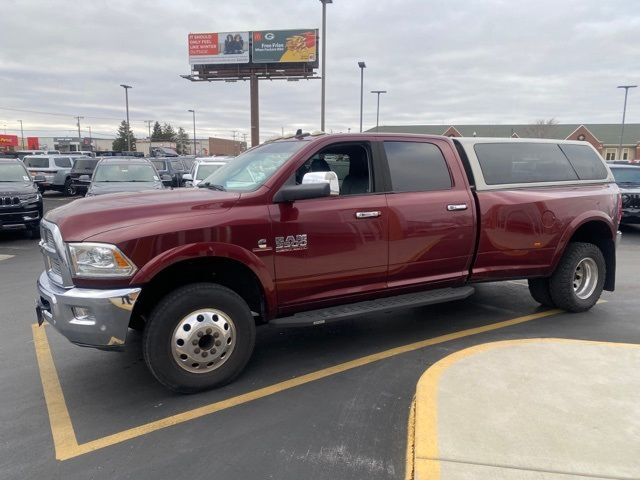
left=1, top=0, right=639, bottom=143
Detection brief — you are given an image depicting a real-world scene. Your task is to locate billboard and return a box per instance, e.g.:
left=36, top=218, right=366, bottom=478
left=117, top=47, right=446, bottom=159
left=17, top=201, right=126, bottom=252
left=252, top=29, right=317, bottom=64
left=27, top=137, right=39, bottom=150
left=188, top=32, right=250, bottom=65
left=0, top=134, right=19, bottom=147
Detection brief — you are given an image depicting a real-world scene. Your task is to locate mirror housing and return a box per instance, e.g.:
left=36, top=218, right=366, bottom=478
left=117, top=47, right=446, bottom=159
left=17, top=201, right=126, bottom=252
left=273, top=183, right=330, bottom=203
left=161, top=174, right=173, bottom=186
left=182, top=173, right=193, bottom=181
left=302, top=171, right=339, bottom=195
left=33, top=175, right=46, bottom=183
left=78, top=175, right=91, bottom=183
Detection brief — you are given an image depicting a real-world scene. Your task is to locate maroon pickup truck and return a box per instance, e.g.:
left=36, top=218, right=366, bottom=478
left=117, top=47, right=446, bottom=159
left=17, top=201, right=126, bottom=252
left=36, top=133, right=621, bottom=392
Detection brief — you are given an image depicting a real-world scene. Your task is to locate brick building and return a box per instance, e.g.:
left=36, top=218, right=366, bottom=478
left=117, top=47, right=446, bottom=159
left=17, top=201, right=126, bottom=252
left=370, top=124, right=640, bottom=161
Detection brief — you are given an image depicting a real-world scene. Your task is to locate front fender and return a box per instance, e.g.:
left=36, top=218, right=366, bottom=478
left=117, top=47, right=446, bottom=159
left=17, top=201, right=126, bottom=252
left=131, top=242, right=277, bottom=317
left=53, top=169, right=71, bottom=186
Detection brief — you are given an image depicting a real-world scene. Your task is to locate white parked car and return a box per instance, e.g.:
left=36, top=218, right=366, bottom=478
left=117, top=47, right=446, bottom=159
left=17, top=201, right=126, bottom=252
left=182, top=157, right=232, bottom=187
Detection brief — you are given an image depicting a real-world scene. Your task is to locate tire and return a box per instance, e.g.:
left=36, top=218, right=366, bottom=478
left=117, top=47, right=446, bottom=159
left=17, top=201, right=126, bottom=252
left=63, top=179, right=76, bottom=197
left=527, top=278, right=555, bottom=307
left=549, top=242, right=605, bottom=313
left=142, top=283, right=256, bottom=393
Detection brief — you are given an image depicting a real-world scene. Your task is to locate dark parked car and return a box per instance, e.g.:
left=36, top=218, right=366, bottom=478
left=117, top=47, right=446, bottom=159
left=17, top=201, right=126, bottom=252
left=150, top=157, right=187, bottom=187
left=85, top=158, right=166, bottom=196
left=0, top=158, right=43, bottom=237
left=610, top=164, right=640, bottom=224
left=69, top=157, right=100, bottom=195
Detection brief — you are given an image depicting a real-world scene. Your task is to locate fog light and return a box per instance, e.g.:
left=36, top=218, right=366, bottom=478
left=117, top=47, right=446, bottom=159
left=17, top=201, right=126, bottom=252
left=72, top=306, right=95, bottom=321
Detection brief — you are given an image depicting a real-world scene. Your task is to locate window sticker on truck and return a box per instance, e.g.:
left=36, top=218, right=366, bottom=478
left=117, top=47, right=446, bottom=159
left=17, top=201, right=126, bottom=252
left=275, top=234, right=308, bottom=252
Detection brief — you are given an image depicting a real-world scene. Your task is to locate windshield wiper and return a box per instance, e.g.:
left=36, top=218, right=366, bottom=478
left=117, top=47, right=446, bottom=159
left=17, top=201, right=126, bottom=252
left=198, top=182, right=226, bottom=191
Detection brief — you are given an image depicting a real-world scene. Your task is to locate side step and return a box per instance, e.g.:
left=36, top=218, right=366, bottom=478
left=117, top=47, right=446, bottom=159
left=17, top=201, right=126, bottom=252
left=270, top=286, right=475, bottom=328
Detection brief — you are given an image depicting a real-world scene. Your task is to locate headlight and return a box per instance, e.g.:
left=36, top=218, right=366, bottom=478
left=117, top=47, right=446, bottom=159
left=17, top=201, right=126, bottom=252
left=68, top=243, right=137, bottom=278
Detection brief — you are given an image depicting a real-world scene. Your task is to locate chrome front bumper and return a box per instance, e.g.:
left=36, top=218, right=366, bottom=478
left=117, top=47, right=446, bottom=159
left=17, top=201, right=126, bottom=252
left=36, top=271, right=141, bottom=349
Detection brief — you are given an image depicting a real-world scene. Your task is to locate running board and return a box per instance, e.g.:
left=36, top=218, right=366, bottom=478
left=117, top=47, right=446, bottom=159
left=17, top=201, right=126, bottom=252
left=270, top=286, right=475, bottom=327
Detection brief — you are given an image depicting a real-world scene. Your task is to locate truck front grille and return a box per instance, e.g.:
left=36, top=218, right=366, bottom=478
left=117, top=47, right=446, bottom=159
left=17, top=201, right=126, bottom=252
left=627, top=194, right=640, bottom=209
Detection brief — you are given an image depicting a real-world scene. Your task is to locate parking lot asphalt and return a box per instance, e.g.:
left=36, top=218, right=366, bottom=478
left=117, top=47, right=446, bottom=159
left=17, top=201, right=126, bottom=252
left=0, top=193, right=639, bottom=480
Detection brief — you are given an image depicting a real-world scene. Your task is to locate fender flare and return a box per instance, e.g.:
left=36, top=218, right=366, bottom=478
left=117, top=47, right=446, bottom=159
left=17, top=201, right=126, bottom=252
left=131, top=242, right=277, bottom=317
left=549, top=211, right=616, bottom=273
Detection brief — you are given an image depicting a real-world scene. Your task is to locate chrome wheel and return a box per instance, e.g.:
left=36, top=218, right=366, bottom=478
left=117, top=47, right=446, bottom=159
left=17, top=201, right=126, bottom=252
left=171, top=309, right=236, bottom=373
left=573, top=258, right=598, bottom=300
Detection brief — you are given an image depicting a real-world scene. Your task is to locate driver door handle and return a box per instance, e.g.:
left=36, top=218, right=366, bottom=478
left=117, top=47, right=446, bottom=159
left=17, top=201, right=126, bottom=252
left=447, top=204, right=468, bottom=211
left=356, top=211, right=382, bottom=219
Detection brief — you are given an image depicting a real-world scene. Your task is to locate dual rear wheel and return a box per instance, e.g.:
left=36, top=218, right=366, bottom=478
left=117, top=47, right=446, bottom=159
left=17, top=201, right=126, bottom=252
left=528, top=242, right=606, bottom=312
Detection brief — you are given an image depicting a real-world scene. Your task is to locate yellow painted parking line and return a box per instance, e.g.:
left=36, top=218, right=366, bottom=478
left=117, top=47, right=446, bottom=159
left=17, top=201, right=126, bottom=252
left=410, top=336, right=636, bottom=480
left=33, top=308, right=563, bottom=461
left=0, top=254, right=15, bottom=262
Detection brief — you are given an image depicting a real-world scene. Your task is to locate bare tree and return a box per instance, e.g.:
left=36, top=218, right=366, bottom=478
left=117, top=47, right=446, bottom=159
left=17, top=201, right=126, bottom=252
left=526, top=118, right=559, bottom=138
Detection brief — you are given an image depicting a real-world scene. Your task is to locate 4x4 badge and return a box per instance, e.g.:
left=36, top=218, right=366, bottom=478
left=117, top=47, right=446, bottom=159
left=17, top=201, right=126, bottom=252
left=275, top=234, right=308, bottom=252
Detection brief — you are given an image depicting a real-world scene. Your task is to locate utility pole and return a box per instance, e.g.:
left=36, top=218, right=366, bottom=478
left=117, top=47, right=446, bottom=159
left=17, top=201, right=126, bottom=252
left=144, top=120, right=153, bottom=156
left=75, top=116, right=84, bottom=151
left=319, top=0, right=332, bottom=132
left=232, top=130, right=239, bottom=155
left=242, top=133, right=247, bottom=151
left=120, top=84, right=132, bottom=151
left=18, top=120, right=24, bottom=149
left=617, top=85, right=637, bottom=160
left=188, top=110, right=196, bottom=155
left=370, top=90, right=387, bottom=132
left=88, top=126, right=92, bottom=151
left=358, top=61, right=366, bottom=132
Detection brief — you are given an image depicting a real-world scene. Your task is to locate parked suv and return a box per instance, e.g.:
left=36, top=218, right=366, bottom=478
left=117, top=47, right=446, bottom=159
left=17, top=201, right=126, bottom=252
left=23, top=155, right=79, bottom=195
left=69, top=157, right=100, bottom=195
left=150, top=157, right=187, bottom=187
left=182, top=157, right=231, bottom=187
left=609, top=164, right=640, bottom=224
left=85, top=158, right=166, bottom=196
left=0, top=158, right=43, bottom=237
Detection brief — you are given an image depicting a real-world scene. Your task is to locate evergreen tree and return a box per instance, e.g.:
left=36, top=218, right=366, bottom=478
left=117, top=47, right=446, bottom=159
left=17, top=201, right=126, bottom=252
left=161, top=123, right=177, bottom=142
left=151, top=121, right=163, bottom=141
left=176, top=127, right=190, bottom=154
left=112, top=121, right=137, bottom=152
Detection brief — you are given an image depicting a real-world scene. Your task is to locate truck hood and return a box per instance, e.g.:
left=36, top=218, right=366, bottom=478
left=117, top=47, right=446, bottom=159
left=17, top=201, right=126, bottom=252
left=45, top=188, right=240, bottom=241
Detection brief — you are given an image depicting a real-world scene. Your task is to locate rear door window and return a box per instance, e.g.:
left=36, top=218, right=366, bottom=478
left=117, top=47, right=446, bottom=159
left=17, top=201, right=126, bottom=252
left=474, top=143, right=578, bottom=185
left=170, top=159, right=185, bottom=171
left=54, top=157, right=72, bottom=168
left=24, top=157, right=49, bottom=169
left=384, top=141, right=452, bottom=192
left=559, top=144, right=608, bottom=180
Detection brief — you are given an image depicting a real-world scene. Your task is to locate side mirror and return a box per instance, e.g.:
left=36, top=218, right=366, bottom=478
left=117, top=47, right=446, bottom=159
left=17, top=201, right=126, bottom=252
left=302, top=171, right=339, bottom=196
left=182, top=174, right=193, bottom=181
left=161, top=174, right=173, bottom=186
left=33, top=175, right=46, bottom=183
left=78, top=175, right=91, bottom=183
left=273, top=182, right=330, bottom=203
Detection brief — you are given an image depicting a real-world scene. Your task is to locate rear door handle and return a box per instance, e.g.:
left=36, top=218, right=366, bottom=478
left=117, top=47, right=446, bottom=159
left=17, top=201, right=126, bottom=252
left=356, top=211, right=382, bottom=219
left=447, top=204, right=468, bottom=211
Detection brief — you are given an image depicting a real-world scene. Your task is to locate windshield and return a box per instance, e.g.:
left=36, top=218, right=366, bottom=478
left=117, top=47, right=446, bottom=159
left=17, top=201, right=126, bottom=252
left=0, top=163, right=30, bottom=182
left=201, top=141, right=306, bottom=191
left=196, top=164, right=224, bottom=180
left=94, top=164, right=158, bottom=182
left=611, top=167, right=640, bottom=184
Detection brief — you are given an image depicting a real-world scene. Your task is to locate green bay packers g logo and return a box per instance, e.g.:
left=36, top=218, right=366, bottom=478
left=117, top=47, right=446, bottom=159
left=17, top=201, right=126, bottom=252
left=275, top=234, right=308, bottom=252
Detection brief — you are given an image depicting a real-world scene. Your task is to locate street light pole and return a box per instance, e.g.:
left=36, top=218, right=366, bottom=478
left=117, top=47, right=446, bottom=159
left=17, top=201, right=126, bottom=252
left=319, top=0, right=332, bottom=132
left=188, top=109, right=196, bottom=155
left=18, top=120, right=24, bottom=149
left=617, top=85, right=637, bottom=160
left=75, top=116, right=84, bottom=151
left=370, top=90, right=387, bottom=132
left=358, top=61, right=366, bottom=132
left=120, top=84, right=132, bottom=151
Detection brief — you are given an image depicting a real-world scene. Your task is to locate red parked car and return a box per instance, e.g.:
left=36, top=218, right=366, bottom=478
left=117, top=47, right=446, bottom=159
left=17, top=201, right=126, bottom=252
left=36, top=133, right=621, bottom=392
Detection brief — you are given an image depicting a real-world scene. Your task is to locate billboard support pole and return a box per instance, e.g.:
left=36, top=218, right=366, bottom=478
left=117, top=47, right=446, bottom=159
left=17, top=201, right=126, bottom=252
left=250, top=73, right=259, bottom=147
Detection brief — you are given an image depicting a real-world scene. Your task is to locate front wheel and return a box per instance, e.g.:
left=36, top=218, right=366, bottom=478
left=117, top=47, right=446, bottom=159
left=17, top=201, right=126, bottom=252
left=143, top=283, right=256, bottom=393
left=63, top=179, right=76, bottom=196
left=549, top=242, right=605, bottom=313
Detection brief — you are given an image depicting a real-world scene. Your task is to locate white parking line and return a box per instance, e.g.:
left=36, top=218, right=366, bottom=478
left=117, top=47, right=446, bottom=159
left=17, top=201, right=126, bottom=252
left=0, top=254, right=15, bottom=262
